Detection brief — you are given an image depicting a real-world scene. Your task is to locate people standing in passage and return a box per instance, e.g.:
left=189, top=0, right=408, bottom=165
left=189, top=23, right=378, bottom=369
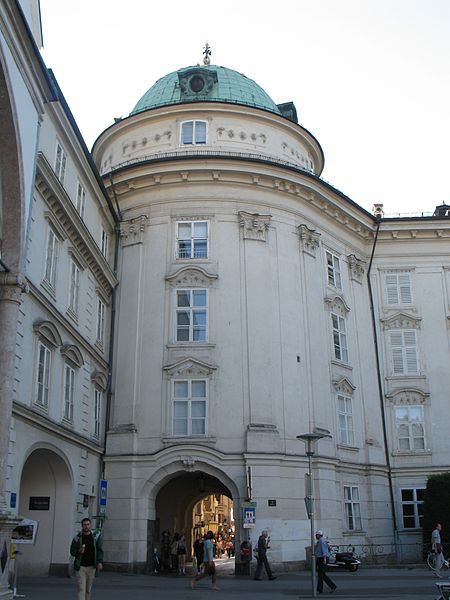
left=160, top=530, right=171, bottom=572
left=170, top=533, right=179, bottom=572
left=431, top=523, right=448, bottom=577
left=254, top=529, right=276, bottom=581
left=314, top=530, right=336, bottom=594
left=193, top=535, right=204, bottom=574
left=70, top=517, right=103, bottom=600
left=191, top=530, right=219, bottom=591
left=177, top=533, right=187, bottom=575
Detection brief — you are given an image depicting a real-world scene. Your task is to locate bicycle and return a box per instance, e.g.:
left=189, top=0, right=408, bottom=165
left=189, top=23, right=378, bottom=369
left=427, top=549, right=450, bottom=573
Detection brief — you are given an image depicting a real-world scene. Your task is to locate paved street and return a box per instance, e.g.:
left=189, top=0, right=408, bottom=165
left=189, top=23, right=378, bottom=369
left=15, top=560, right=447, bottom=600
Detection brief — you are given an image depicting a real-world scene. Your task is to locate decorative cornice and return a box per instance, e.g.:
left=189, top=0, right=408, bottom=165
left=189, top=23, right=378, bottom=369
left=91, top=370, right=108, bottom=391
left=163, top=357, right=218, bottom=377
left=33, top=319, right=63, bottom=348
left=380, top=312, right=422, bottom=330
left=119, top=214, right=149, bottom=246
left=324, top=295, right=351, bottom=314
left=385, top=387, right=430, bottom=405
left=298, top=224, right=321, bottom=257
left=60, top=344, right=84, bottom=368
left=238, top=211, right=271, bottom=242
left=165, top=266, right=218, bottom=287
left=347, top=254, right=366, bottom=283
left=332, top=377, right=356, bottom=395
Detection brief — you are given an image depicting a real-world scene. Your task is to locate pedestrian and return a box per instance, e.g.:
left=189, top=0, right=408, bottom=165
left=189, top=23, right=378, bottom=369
left=70, top=517, right=103, bottom=600
left=191, top=530, right=219, bottom=591
left=193, top=534, right=204, bottom=574
left=431, top=523, right=448, bottom=577
left=314, top=529, right=336, bottom=594
left=170, top=533, right=179, bottom=572
left=254, top=529, right=276, bottom=581
left=177, top=533, right=187, bottom=575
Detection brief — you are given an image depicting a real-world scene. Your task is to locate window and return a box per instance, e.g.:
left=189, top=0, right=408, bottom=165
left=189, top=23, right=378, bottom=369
left=176, top=289, right=207, bottom=341
left=96, top=298, right=106, bottom=345
left=385, top=272, right=412, bottom=305
left=326, top=251, right=342, bottom=289
left=44, top=227, right=59, bottom=288
left=176, top=221, right=209, bottom=259
left=68, top=260, right=80, bottom=314
left=76, top=182, right=86, bottom=218
left=36, top=341, right=51, bottom=407
left=100, top=228, right=108, bottom=258
left=395, top=405, right=425, bottom=451
left=55, top=142, right=67, bottom=183
left=172, top=379, right=207, bottom=436
left=400, top=488, right=424, bottom=529
left=332, top=313, right=348, bottom=362
left=181, top=120, right=207, bottom=145
left=337, top=394, right=355, bottom=446
left=63, top=364, right=75, bottom=421
left=94, top=388, right=102, bottom=438
left=389, top=329, right=418, bottom=375
left=344, top=485, right=362, bottom=530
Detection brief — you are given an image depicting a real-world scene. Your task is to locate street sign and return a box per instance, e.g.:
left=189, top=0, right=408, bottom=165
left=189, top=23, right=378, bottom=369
left=243, top=502, right=256, bottom=528
left=99, top=479, right=107, bottom=514
left=304, top=497, right=314, bottom=519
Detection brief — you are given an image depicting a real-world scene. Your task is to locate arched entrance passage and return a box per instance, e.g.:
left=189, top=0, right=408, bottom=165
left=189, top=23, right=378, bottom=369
left=18, top=448, right=73, bottom=576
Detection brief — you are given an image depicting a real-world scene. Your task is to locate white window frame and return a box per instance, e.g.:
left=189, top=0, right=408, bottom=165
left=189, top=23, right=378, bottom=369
left=175, top=288, right=208, bottom=342
left=326, top=250, right=342, bottom=289
left=44, top=226, right=59, bottom=289
left=55, top=141, right=67, bottom=184
left=180, top=120, right=207, bottom=145
left=172, top=378, right=207, bottom=436
left=332, top=312, right=348, bottom=363
left=94, top=388, right=102, bottom=438
left=76, top=182, right=86, bottom=218
left=96, top=298, right=106, bottom=345
left=400, top=487, right=424, bottom=529
left=344, top=485, right=362, bottom=531
left=389, top=329, right=419, bottom=375
left=63, top=363, right=75, bottom=421
left=337, top=394, right=355, bottom=446
left=100, top=228, right=108, bottom=258
left=35, top=340, right=51, bottom=408
left=395, top=405, right=425, bottom=451
left=68, top=259, right=80, bottom=315
left=385, top=272, right=412, bottom=305
left=176, top=220, right=209, bottom=259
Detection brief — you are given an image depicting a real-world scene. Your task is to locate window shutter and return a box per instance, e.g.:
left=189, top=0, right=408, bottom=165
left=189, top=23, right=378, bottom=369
left=390, top=331, right=405, bottom=374
left=385, top=274, right=399, bottom=304
left=398, top=274, right=412, bottom=304
left=403, top=330, right=418, bottom=373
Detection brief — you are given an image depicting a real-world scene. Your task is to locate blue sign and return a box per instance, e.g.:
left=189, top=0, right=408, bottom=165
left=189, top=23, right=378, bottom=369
left=10, top=493, right=16, bottom=509
left=99, top=480, right=108, bottom=509
left=243, top=505, right=256, bottom=528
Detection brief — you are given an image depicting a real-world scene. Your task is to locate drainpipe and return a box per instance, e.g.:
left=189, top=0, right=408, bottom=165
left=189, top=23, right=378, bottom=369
left=366, top=215, right=399, bottom=558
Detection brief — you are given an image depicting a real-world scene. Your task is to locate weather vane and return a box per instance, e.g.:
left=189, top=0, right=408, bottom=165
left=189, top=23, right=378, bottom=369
left=203, top=42, right=211, bottom=65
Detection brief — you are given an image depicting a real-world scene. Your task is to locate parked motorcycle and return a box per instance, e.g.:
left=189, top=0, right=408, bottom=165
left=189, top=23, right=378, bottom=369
left=327, top=545, right=361, bottom=571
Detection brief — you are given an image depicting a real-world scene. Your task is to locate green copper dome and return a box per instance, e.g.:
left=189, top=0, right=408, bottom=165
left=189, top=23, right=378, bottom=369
left=130, top=65, right=281, bottom=116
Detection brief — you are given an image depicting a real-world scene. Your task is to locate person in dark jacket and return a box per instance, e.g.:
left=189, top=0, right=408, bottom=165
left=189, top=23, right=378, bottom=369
left=254, top=530, right=276, bottom=581
left=70, top=517, right=103, bottom=600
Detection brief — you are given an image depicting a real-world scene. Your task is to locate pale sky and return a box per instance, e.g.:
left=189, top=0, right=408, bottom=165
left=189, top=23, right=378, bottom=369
left=39, top=0, right=450, bottom=216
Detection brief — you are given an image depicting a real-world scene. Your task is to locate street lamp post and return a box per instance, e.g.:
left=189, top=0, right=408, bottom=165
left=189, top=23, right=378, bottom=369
left=297, top=431, right=331, bottom=598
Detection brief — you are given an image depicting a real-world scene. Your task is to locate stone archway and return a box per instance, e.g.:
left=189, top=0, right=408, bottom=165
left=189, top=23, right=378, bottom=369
left=18, top=449, right=73, bottom=576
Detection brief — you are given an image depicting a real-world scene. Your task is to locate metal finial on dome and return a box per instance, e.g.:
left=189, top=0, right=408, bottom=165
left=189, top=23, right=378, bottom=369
left=203, top=42, right=211, bottom=65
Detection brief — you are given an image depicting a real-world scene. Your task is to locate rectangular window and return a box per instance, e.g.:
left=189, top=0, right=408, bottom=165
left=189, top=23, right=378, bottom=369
left=390, top=329, right=418, bottom=375
left=344, top=485, right=362, bottom=530
left=332, top=313, right=348, bottom=362
left=176, top=289, right=207, bottom=341
left=101, top=228, right=108, bottom=258
left=68, top=260, right=80, bottom=314
left=385, top=272, right=412, bottom=305
left=401, top=488, right=424, bottom=529
left=181, top=120, right=207, bottom=145
left=76, top=182, right=86, bottom=218
left=36, top=341, right=51, bottom=407
left=55, top=142, right=67, bottom=184
left=172, top=379, right=207, bottom=436
left=337, top=394, right=355, bottom=446
left=395, top=405, right=425, bottom=451
left=44, top=227, right=59, bottom=288
left=94, top=388, right=102, bottom=438
left=96, top=298, right=106, bottom=345
left=326, top=251, right=342, bottom=289
left=176, top=220, right=209, bottom=259
left=63, top=364, right=75, bottom=421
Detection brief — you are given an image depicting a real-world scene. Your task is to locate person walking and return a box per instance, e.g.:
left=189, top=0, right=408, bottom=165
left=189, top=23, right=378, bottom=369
left=254, top=529, right=276, bottom=581
left=193, top=534, right=204, bottom=574
left=70, top=517, right=103, bottom=600
left=177, top=533, right=187, bottom=575
left=191, top=530, right=219, bottom=591
left=431, top=523, right=448, bottom=577
left=314, top=530, right=336, bottom=594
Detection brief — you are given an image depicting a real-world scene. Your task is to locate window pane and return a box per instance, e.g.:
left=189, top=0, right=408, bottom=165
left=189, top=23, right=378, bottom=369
left=174, top=401, right=188, bottom=417
left=177, top=291, right=191, bottom=307
left=191, top=401, right=206, bottom=417
left=416, top=489, right=424, bottom=502
left=174, top=382, right=188, bottom=398
left=403, top=515, right=416, bottom=528
left=182, top=121, right=193, bottom=144
left=193, top=310, right=206, bottom=326
left=195, top=121, right=207, bottom=144
left=401, top=489, right=413, bottom=501
left=177, top=311, right=190, bottom=326
left=193, top=240, right=208, bottom=258
left=193, top=328, right=206, bottom=341
left=174, top=419, right=188, bottom=435
left=178, top=240, right=191, bottom=258
left=178, top=223, right=192, bottom=237
left=193, top=222, right=208, bottom=237
left=192, top=381, right=206, bottom=397
left=193, top=290, right=206, bottom=307
left=402, top=504, right=414, bottom=516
